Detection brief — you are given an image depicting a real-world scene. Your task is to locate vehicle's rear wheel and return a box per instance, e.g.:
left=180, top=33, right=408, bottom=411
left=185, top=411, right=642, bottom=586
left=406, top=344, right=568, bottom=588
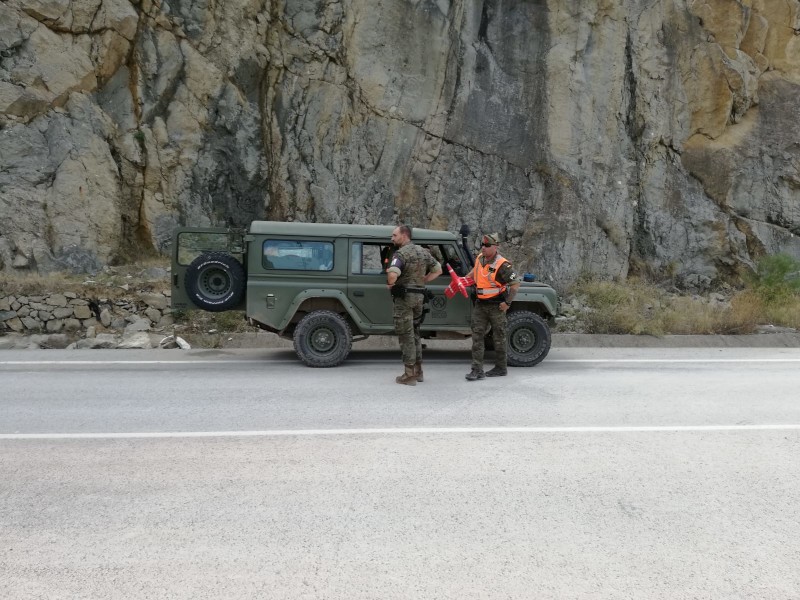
left=506, top=310, right=551, bottom=367
left=185, top=252, right=246, bottom=312
left=293, top=310, right=353, bottom=367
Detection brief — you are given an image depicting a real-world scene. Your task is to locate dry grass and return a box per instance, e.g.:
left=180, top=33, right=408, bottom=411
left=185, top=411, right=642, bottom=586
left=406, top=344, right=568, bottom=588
left=176, top=310, right=255, bottom=333
left=761, top=298, right=800, bottom=329
left=570, top=278, right=668, bottom=335
left=568, top=277, right=798, bottom=335
left=1, top=272, right=78, bottom=297
left=660, top=293, right=760, bottom=335
left=0, top=259, right=171, bottom=299
left=172, top=310, right=260, bottom=347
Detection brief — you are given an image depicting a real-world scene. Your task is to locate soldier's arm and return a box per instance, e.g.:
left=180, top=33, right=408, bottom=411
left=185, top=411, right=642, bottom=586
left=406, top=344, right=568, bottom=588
left=386, top=254, right=404, bottom=286
left=423, top=255, right=442, bottom=283
left=505, top=280, right=520, bottom=303
left=498, top=264, right=520, bottom=307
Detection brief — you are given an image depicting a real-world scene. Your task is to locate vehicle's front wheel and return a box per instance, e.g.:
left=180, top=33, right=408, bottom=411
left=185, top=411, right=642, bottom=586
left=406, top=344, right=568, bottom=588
left=506, top=310, right=551, bottom=367
left=293, top=310, right=353, bottom=367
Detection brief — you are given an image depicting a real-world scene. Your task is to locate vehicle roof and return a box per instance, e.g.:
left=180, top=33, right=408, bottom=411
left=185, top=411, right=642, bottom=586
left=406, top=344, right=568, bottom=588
left=248, top=221, right=459, bottom=241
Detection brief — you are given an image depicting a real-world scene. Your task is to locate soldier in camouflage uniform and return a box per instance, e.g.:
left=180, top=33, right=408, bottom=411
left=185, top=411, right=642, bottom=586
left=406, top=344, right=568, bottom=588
left=386, top=225, right=442, bottom=385
left=465, top=233, right=520, bottom=381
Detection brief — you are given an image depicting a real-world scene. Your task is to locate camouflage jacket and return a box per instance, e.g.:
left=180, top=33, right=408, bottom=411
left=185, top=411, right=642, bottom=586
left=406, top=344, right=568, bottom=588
left=387, top=243, right=440, bottom=287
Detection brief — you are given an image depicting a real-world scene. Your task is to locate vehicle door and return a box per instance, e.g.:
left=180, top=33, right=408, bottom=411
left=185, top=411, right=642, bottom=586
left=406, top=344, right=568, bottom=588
left=171, top=228, right=245, bottom=310
left=421, top=242, right=472, bottom=329
left=347, top=240, right=394, bottom=327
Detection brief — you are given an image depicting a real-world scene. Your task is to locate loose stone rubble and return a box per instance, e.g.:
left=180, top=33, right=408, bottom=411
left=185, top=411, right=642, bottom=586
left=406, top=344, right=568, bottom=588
left=0, top=289, right=181, bottom=349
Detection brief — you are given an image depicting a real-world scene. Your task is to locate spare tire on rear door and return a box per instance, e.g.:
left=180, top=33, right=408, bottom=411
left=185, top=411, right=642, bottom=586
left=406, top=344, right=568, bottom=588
left=185, top=252, right=246, bottom=312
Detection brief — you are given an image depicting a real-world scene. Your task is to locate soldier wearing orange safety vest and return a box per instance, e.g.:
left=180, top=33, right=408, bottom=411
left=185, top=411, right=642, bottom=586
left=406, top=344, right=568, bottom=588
left=465, top=233, right=520, bottom=381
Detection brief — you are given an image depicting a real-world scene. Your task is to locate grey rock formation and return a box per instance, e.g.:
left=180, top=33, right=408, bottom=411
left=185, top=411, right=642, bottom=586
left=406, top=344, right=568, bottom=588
left=1, top=0, right=798, bottom=290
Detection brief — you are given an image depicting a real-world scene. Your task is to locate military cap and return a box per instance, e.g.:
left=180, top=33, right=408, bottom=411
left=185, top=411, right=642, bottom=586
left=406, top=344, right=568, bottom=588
left=481, top=232, right=501, bottom=246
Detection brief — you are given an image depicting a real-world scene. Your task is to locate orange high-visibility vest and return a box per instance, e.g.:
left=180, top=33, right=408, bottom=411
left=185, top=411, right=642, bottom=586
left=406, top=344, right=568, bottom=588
left=474, top=255, right=509, bottom=300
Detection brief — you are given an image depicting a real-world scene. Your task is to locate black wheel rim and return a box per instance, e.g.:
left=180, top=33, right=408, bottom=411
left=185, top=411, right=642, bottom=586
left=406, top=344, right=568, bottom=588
left=199, top=268, right=231, bottom=299
left=510, top=326, right=536, bottom=353
left=309, top=325, right=336, bottom=353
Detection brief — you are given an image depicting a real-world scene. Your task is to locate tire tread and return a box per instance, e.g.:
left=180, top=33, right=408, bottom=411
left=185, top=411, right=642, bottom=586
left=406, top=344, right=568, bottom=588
left=506, top=310, right=551, bottom=367
left=293, top=310, right=353, bottom=367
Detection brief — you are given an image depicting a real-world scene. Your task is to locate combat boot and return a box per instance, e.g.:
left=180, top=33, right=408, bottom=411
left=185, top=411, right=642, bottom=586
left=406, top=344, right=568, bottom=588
left=396, top=364, right=417, bottom=386
left=485, top=366, right=507, bottom=377
left=465, top=367, right=485, bottom=381
left=414, top=361, right=424, bottom=383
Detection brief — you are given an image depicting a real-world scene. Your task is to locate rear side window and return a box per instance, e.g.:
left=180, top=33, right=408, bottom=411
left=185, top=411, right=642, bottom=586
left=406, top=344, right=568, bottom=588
left=263, top=240, right=334, bottom=271
left=351, top=242, right=393, bottom=275
left=176, top=232, right=239, bottom=266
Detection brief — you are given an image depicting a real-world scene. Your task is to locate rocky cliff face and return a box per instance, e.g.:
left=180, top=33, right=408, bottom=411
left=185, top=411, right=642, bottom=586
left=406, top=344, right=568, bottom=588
left=1, top=0, right=798, bottom=289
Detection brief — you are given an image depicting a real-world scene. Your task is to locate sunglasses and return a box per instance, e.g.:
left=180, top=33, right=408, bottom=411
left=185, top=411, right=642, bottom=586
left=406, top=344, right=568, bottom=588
left=481, top=242, right=496, bottom=247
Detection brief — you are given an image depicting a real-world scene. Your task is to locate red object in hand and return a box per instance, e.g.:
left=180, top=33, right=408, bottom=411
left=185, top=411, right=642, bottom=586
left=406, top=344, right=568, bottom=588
left=444, top=264, right=475, bottom=298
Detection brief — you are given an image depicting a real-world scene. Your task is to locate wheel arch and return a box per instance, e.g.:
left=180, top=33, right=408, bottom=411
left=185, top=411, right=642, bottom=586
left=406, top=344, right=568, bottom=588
left=509, top=300, right=554, bottom=321
left=278, top=291, right=367, bottom=336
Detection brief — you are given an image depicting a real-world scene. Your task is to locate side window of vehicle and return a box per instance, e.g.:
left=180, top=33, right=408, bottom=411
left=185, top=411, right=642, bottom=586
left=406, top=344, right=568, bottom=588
left=419, top=244, right=445, bottom=276
left=442, top=244, right=466, bottom=275
left=263, top=240, right=334, bottom=271
left=176, top=232, right=232, bottom=266
left=418, top=243, right=460, bottom=275
left=351, top=242, right=391, bottom=275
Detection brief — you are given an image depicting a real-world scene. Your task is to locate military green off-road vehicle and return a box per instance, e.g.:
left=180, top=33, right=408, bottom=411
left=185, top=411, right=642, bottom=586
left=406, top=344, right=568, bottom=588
left=171, top=221, right=558, bottom=367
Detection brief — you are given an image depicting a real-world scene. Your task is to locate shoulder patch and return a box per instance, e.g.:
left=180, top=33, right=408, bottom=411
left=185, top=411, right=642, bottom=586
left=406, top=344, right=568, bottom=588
left=496, top=261, right=518, bottom=284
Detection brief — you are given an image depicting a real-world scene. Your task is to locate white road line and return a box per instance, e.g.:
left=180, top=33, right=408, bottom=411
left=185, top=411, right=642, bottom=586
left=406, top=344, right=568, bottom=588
left=0, top=360, right=275, bottom=365
left=545, top=357, right=800, bottom=364
left=1, top=358, right=800, bottom=366
left=551, top=359, right=800, bottom=363
left=2, top=424, right=800, bottom=440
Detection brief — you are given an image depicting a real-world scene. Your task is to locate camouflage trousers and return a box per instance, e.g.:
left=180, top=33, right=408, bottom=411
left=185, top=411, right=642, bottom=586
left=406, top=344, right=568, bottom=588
left=393, top=295, right=423, bottom=365
left=470, top=301, right=508, bottom=369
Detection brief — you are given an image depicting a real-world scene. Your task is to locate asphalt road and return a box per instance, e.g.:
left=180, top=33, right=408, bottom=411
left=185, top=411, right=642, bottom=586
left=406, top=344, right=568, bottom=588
left=2, top=346, right=800, bottom=599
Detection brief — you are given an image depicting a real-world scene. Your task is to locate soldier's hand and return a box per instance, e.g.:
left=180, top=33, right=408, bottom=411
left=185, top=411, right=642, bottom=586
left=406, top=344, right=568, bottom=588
left=499, top=302, right=510, bottom=312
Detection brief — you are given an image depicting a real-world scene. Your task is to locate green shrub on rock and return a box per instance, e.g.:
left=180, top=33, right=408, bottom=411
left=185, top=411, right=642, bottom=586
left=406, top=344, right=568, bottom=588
left=749, top=254, right=800, bottom=304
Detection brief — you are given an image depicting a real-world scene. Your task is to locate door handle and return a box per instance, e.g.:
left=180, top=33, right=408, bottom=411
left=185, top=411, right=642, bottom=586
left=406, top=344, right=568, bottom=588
left=353, top=290, right=365, bottom=297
